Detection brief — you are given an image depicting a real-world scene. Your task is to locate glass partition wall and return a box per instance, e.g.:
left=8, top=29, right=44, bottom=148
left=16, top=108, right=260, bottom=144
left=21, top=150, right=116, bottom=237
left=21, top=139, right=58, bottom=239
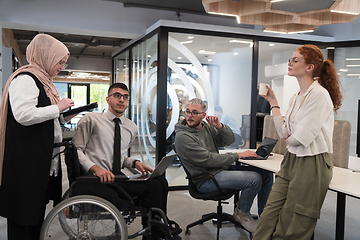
left=165, top=33, right=254, bottom=186
left=131, top=34, right=158, bottom=167
left=113, top=25, right=354, bottom=188
left=334, top=47, right=360, bottom=157
left=113, top=34, right=158, bottom=167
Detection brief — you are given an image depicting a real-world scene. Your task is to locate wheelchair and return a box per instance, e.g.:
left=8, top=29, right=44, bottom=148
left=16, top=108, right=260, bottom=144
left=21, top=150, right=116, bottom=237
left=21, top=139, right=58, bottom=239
left=40, top=138, right=175, bottom=240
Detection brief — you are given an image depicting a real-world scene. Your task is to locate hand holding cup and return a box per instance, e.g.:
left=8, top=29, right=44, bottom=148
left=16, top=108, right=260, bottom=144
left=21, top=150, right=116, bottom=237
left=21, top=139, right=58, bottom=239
left=259, top=82, right=268, bottom=95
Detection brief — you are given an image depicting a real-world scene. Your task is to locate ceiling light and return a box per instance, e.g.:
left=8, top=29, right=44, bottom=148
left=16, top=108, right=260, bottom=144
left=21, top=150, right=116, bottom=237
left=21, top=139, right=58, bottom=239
left=339, top=69, right=348, bottom=72
left=330, top=10, right=359, bottom=15
left=346, top=74, right=360, bottom=76
left=346, top=65, right=360, bottom=67
left=72, top=72, right=91, bottom=76
left=229, top=40, right=254, bottom=47
left=177, top=57, right=182, bottom=59
left=208, top=59, right=213, bottom=62
left=147, top=55, right=151, bottom=58
left=199, top=50, right=216, bottom=55
left=287, top=30, right=315, bottom=34
left=269, top=44, right=275, bottom=47
left=180, top=40, right=193, bottom=44
left=346, top=58, right=360, bottom=61
left=208, top=11, right=240, bottom=24
left=270, top=0, right=285, bottom=2
left=326, top=47, right=335, bottom=50
left=234, top=52, right=239, bottom=55
left=263, top=30, right=287, bottom=34
left=188, top=36, right=194, bottom=39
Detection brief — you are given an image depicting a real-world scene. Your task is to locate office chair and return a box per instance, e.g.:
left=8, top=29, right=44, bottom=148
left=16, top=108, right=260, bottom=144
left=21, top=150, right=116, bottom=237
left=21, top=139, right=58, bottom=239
left=238, top=123, right=248, bottom=148
left=330, top=120, right=351, bottom=168
left=175, top=153, right=253, bottom=239
left=262, top=115, right=287, bottom=155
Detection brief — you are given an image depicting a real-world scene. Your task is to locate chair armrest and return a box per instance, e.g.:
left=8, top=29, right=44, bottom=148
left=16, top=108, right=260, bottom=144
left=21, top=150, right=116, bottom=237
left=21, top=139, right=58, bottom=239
left=74, top=175, right=129, bottom=183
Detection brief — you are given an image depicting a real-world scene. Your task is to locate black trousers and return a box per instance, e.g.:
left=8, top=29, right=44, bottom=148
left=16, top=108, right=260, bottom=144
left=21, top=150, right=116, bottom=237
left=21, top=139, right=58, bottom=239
left=6, top=175, right=59, bottom=240
left=7, top=217, right=44, bottom=240
left=72, top=176, right=169, bottom=214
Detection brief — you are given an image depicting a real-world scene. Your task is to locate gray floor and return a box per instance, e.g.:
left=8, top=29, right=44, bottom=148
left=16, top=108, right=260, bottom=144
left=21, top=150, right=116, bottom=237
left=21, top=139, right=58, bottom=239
left=0, top=189, right=359, bottom=240
left=1, top=155, right=360, bottom=240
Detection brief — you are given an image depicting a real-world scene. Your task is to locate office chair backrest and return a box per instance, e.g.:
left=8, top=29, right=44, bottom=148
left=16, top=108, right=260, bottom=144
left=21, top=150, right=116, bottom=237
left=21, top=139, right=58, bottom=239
left=262, top=115, right=287, bottom=155
left=330, top=120, right=351, bottom=168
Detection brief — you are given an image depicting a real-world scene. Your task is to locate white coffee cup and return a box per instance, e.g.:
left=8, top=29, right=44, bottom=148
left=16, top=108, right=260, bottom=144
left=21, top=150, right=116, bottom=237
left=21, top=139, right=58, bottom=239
left=259, top=83, right=268, bottom=95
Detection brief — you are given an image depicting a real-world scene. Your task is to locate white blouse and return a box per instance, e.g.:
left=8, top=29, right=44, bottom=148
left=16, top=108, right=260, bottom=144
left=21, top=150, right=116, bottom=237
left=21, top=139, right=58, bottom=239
left=273, top=81, right=334, bottom=157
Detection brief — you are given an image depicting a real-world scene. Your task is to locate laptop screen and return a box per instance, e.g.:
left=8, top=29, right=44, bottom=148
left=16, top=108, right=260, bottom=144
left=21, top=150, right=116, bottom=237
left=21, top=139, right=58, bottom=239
left=255, top=137, right=278, bottom=158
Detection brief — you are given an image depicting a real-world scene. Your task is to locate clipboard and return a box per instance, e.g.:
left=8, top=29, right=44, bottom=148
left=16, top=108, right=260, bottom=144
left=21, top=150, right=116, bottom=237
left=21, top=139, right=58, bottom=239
left=62, top=102, right=98, bottom=117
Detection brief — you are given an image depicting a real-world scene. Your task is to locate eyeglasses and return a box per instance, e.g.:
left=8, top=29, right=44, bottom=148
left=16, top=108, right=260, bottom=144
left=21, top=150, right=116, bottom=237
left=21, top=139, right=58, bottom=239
left=287, top=58, right=302, bottom=66
left=109, top=92, right=130, bottom=100
left=59, top=61, right=68, bottom=69
left=185, top=110, right=204, bottom=116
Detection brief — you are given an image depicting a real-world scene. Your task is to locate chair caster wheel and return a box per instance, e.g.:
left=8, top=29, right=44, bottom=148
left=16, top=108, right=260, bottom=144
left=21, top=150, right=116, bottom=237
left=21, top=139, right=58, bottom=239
left=185, top=229, right=191, bottom=235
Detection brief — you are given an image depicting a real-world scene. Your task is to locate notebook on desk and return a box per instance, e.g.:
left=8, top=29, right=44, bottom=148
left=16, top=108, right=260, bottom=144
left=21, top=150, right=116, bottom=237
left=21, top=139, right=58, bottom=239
left=128, top=154, right=177, bottom=181
left=243, top=137, right=278, bottom=160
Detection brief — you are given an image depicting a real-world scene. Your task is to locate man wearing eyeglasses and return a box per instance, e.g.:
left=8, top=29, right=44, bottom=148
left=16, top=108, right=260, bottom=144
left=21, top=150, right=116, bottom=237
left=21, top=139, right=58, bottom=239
left=72, top=83, right=181, bottom=239
left=174, top=98, right=273, bottom=234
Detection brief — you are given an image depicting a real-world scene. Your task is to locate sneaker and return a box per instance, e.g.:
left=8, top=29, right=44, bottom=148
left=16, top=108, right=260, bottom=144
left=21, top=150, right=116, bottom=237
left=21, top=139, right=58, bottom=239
left=233, top=207, right=258, bottom=233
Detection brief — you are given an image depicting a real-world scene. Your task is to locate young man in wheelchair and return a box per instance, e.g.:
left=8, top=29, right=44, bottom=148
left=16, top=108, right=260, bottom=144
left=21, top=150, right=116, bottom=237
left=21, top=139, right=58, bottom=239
left=72, top=83, right=181, bottom=239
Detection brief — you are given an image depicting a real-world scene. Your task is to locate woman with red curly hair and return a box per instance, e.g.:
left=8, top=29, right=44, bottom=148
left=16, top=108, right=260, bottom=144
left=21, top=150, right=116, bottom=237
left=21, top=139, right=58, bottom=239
left=253, top=45, right=343, bottom=240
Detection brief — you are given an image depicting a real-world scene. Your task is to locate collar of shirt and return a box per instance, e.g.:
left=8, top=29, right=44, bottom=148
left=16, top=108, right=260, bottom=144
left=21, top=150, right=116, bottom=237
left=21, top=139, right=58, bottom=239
left=104, top=111, right=125, bottom=124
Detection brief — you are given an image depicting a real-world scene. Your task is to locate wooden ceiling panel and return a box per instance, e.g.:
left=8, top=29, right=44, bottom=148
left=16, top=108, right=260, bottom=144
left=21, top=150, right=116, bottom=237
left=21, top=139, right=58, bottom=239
left=203, top=0, right=360, bottom=33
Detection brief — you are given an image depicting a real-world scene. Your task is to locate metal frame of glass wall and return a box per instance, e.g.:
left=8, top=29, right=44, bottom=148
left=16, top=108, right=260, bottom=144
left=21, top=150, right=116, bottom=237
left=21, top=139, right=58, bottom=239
left=112, top=24, right=339, bottom=190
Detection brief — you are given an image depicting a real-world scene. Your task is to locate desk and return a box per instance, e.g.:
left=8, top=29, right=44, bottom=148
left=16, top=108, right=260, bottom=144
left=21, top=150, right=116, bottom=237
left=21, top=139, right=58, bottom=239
left=220, top=149, right=360, bottom=240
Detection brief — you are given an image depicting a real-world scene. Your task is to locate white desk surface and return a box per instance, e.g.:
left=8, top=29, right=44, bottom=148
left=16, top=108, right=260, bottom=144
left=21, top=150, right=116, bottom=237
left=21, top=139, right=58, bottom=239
left=220, top=149, right=360, bottom=199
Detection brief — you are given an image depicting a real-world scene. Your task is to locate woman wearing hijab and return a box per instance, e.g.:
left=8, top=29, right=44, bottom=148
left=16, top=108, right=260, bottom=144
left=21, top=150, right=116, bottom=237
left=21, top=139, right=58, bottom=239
left=0, top=34, right=76, bottom=240
left=253, top=44, right=343, bottom=240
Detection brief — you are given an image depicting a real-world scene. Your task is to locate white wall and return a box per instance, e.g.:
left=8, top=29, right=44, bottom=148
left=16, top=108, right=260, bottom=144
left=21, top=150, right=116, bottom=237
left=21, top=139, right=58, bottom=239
left=215, top=48, right=252, bottom=127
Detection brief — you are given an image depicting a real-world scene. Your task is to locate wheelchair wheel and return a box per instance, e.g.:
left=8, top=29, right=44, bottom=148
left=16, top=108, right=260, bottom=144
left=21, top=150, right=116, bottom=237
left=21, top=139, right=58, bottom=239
left=61, top=188, right=70, bottom=200
left=41, top=195, right=128, bottom=240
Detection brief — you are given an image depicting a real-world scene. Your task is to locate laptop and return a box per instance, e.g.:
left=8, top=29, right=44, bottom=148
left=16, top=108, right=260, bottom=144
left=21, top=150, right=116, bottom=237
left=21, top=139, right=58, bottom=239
left=128, top=154, right=177, bottom=181
left=243, top=137, right=278, bottom=160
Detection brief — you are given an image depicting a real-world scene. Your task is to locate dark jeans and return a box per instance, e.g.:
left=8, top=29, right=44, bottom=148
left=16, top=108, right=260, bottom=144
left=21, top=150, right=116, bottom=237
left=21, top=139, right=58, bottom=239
left=199, top=164, right=273, bottom=216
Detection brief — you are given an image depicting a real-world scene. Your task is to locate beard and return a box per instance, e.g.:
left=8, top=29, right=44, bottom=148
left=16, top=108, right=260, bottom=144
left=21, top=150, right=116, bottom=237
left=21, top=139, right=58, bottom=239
left=186, top=119, right=202, bottom=129
left=114, top=108, right=125, bottom=115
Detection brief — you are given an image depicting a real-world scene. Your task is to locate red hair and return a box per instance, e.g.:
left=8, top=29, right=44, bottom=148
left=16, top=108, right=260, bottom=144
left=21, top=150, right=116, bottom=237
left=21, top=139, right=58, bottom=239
left=296, top=45, right=343, bottom=112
